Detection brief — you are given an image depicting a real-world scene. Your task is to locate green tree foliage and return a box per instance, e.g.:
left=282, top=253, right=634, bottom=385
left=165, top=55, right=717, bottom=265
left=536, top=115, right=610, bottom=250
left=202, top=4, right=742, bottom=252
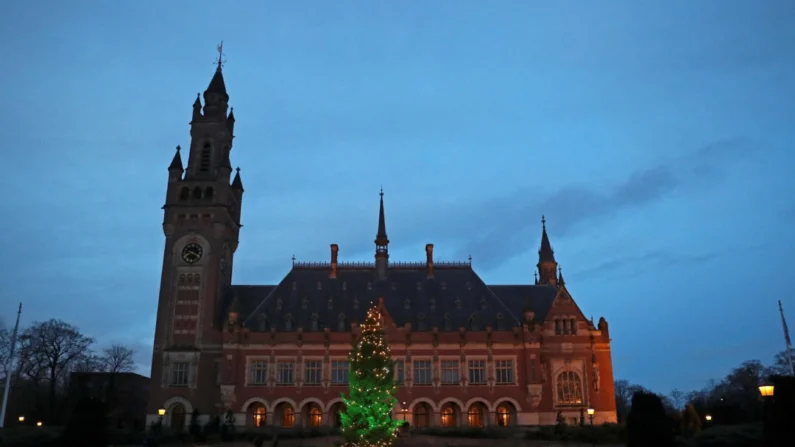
left=340, top=304, right=402, bottom=447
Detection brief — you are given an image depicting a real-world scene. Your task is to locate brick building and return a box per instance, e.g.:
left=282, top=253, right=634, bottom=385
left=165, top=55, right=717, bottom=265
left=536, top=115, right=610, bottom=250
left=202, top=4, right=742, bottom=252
left=147, top=58, right=617, bottom=430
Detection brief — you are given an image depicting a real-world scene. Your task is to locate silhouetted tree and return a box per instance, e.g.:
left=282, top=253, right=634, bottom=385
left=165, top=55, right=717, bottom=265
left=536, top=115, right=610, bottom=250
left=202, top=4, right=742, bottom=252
left=681, top=403, right=702, bottom=436
left=61, top=397, right=108, bottom=447
left=626, top=391, right=675, bottom=447
left=766, top=348, right=795, bottom=377
left=614, top=379, right=649, bottom=422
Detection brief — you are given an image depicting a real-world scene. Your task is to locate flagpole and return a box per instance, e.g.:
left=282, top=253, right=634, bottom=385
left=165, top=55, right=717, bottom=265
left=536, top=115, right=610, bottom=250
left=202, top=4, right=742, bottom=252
left=0, top=303, right=22, bottom=428
left=779, top=300, right=795, bottom=376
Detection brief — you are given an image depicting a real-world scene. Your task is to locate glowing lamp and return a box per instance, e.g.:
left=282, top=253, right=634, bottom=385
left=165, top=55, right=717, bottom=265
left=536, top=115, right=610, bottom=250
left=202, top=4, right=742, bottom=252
left=705, top=414, right=712, bottom=421
left=758, top=384, right=775, bottom=397
left=18, top=416, right=24, bottom=422
left=36, top=421, right=42, bottom=427
left=158, top=408, right=167, bottom=416
left=587, top=408, right=595, bottom=416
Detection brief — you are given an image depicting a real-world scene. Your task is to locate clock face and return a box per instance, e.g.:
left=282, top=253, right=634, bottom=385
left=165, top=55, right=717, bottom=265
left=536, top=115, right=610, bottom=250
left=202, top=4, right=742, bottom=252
left=181, top=243, right=203, bottom=264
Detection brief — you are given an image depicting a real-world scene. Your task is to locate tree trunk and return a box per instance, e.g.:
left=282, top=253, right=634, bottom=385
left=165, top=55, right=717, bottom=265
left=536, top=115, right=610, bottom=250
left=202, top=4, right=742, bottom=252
left=48, top=365, right=57, bottom=422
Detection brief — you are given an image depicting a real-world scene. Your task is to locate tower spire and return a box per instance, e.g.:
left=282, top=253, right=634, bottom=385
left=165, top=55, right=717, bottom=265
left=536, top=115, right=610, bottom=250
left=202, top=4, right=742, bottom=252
left=537, top=215, right=558, bottom=285
left=374, top=188, right=389, bottom=280
left=204, top=42, right=229, bottom=105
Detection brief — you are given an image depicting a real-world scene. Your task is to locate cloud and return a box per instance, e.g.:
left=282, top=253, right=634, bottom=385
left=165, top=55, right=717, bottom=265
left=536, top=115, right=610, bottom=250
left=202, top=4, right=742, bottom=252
left=573, top=250, right=721, bottom=281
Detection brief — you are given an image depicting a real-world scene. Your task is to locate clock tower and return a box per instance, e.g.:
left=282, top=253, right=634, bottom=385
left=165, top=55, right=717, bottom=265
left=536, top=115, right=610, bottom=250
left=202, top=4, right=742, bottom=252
left=147, top=52, right=244, bottom=420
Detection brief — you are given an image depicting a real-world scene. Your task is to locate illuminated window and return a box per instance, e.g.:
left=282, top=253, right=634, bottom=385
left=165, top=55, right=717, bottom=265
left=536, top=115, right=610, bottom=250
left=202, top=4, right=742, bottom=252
left=556, top=370, right=584, bottom=405
left=252, top=405, right=266, bottom=427
left=281, top=406, right=295, bottom=427
left=308, top=406, right=322, bottom=427
left=467, top=404, right=485, bottom=427
left=496, top=405, right=511, bottom=427
left=441, top=404, right=457, bottom=427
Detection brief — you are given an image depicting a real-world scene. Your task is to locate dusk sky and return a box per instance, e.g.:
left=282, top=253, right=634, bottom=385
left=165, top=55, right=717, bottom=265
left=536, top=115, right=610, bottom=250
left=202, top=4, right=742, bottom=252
left=1, top=0, right=794, bottom=395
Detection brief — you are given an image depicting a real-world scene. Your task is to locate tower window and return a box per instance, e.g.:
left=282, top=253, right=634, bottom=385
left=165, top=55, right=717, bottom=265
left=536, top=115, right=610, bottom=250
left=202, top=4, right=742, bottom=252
left=179, top=187, right=190, bottom=201
left=204, top=187, right=214, bottom=201
left=199, top=143, right=212, bottom=172
left=192, top=187, right=202, bottom=200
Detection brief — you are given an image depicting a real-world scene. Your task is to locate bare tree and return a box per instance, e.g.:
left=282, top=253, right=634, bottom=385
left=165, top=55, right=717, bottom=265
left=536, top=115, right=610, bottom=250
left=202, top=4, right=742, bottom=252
left=0, top=324, right=10, bottom=380
left=24, top=319, right=93, bottom=420
left=766, top=348, right=795, bottom=377
left=71, top=353, right=105, bottom=373
left=669, top=389, right=685, bottom=410
left=100, top=344, right=136, bottom=374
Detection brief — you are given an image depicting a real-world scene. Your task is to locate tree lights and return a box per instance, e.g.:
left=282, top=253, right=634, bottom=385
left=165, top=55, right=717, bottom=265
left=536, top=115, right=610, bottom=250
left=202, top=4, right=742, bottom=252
left=340, top=303, right=402, bottom=447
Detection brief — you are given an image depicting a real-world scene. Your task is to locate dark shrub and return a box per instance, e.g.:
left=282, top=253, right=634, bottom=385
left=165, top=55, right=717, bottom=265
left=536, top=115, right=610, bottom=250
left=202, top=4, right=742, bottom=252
left=627, top=390, right=675, bottom=447
left=61, top=397, right=109, bottom=447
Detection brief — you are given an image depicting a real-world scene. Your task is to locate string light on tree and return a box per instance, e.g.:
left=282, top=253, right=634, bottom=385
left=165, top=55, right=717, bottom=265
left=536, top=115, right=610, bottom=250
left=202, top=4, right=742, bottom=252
left=340, top=301, right=402, bottom=447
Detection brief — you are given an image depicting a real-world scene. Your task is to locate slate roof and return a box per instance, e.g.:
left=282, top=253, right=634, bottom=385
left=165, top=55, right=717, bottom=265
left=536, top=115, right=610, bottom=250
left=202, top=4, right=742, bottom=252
left=229, top=262, right=559, bottom=333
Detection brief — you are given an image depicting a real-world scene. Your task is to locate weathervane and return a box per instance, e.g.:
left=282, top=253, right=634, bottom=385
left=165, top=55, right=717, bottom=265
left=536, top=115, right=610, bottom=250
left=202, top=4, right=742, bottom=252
left=215, top=41, right=226, bottom=69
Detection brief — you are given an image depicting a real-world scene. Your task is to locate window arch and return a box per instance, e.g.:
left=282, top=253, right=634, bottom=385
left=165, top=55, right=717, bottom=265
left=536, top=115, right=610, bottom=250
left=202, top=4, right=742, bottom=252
left=413, top=402, right=431, bottom=428
left=556, top=370, right=584, bottom=405
left=250, top=404, right=266, bottom=427
left=467, top=403, right=486, bottom=427
left=307, top=406, right=322, bottom=427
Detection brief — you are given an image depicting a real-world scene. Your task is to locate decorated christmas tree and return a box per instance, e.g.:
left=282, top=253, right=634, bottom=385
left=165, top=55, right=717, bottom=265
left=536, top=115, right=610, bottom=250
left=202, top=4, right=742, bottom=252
left=340, top=302, right=402, bottom=447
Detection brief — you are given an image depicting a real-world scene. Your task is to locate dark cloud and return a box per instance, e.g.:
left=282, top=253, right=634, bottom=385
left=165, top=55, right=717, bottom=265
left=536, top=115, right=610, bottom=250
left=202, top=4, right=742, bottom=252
left=573, top=250, right=721, bottom=281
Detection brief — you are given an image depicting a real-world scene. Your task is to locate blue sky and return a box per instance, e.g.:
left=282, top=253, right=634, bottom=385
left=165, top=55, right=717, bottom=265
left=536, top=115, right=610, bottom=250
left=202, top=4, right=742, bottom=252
left=1, top=0, right=794, bottom=394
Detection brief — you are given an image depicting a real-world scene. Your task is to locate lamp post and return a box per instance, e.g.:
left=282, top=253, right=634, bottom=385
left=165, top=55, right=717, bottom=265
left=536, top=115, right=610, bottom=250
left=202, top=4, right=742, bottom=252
left=758, top=384, right=775, bottom=447
left=587, top=408, right=594, bottom=426
left=17, top=416, right=24, bottom=424
left=36, top=422, right=42, bottom=427
left=705, top=414, right=712, bottom=422
left=158, top=408, right=166, bottom=430
left=401, top=401, right=407, bottom=422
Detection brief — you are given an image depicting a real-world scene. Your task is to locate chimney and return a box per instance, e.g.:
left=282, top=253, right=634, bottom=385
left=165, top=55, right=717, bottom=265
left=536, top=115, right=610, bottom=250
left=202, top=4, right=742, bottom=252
left=426, top=244, right=434, bottom=278
left=330, top=244, right=339, bottom=279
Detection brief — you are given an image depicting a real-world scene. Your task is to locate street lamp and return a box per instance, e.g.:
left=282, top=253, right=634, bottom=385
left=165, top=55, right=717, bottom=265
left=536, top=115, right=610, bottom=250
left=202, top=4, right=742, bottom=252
left=587, top=408, right=595, bottom=426
left=17, top=416, right=24, bottom=423
left=758, top=383, right=775, bottom=447
left=705, top=414, right=712, bottom=422
left=36, top=422, right=42, bottom=427
left=401, top=402, right=407, bottom=421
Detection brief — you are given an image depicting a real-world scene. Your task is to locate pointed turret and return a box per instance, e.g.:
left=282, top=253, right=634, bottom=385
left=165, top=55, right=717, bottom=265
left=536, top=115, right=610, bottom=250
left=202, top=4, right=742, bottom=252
left=227, top=107, right=236, bottom=136
left=203, top=43, right=229, bottom=118
left=537, top=215, right=559, bottom=285
left=374, top=188, right=389, bottom=280
left=192, top=93, right=202, bottom=122
left=168, top=146, right=183, bottom=182
left=205, top=62, right=229, bottom=101
left=231, top=167, right=244, bottom=192
left=557, top=266, right=566, bottom=287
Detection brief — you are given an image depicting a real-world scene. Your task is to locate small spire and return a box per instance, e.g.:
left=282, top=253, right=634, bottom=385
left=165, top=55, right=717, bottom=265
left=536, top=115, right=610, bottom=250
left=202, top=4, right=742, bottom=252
left=468, top=254, right=472, bottom=264
left=375, top=188, right=388, bottom=244
left=558, top=266, right=565, bottom=287
left=169, top=145, right=183, bottom=172
left=205, top=42, right=229, bottom=100
left=231, top=166, right=244, bottom=191
left=292, top=254, right=296, bottom=266
left=534, top=271, right=538, bottom=285
left=538, top=215, right=555, bottom=263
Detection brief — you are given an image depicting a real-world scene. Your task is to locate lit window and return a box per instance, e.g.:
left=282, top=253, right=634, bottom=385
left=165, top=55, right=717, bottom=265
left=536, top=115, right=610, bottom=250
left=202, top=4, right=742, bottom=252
left=496, top=405, right=511, bottom=427
left=467, top=404, right=484, bottom=427
left=441, top=405, right=456, bottom=427
left=252, top=405, right=266, bottom=427
left=308, top=406, right=322, bottom=427
left=281, top=406, right=295, bottom=427
left=556, top=371, right=584, bottom=405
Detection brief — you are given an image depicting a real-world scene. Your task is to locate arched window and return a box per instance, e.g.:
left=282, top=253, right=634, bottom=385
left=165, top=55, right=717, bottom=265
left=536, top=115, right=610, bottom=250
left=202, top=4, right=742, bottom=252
left=281, top=406, right=295, bottom=428
left=467, top=403, right=485, bottom=428
left=204, top=187, right=214, bottom=201
left=284, top=314, right=294, bottom=331
left=556, top=371, right=584, bottom=405
left=417, top=314, right=427, bottom=331
left=413, top=403, right=431, bottom=428
left=570, top=318, right=577, bottom=334
left=496, top=404, right=512, bottom=427
left=440, top=404, right=457, bottom=427
left=308, top=406, right=322, bottom=427
left=337, top=313, right=347, bottom=331
left=310, top=314, right=319, bottom=331
left=199, top=142, right=212, bottom=172
left=179, top=187, right=190, bottom=201
left=192, top=187, right=202, bottom=200
left=251, top=404, right=266, bottom=427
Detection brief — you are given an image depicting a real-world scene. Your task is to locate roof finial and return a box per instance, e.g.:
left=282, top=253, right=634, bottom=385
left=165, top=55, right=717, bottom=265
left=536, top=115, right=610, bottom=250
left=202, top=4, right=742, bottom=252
left=468, top=254, right=472, bottom=264
left=215, top=41, right=226, bottom=70
left=380, top=185, right=384, bottom=198
left=291, top=254, right=296, bottom=266
left=541, top=214, right=546, bottom=229
left=176, top=145, right=181, bottom=152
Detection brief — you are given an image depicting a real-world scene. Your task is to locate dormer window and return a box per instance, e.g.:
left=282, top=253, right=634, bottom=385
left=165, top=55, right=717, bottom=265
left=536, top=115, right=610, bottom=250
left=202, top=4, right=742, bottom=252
left=496, top=313, right=506, bottom=331
left=441, top=282, right=447, bottom=290
left=480, top=297, right=487, bottom=310
left=284, top=314, right=294, bottom=331
left=337, top=313, right=347, bottom=331
left=417, top=314, right=427, bottom=331
left=468, top=314, right=480, bottom=331
left=258, top=314, right=268, bottom=331
left=416, top=282, right=422, bottom=291
left=327, top=297, right=333, bottom=309
left=317, top=282, right=323, bottom=291
left=276, top=298, right=283, bottom=311
left=342, top=281, right=347, bottom=291
left=444, top=313, right=453, bottom=331
left=404, top=298, right=411, bottom=310
left=353, top=298, right=359, bottom=310
left=455, top=298, right=462, bottom=310
left=301, top=297, right=308, bottom=309
left=310, top=313, right=319, bottom=331
left=429, top=298, right=436, bottom=311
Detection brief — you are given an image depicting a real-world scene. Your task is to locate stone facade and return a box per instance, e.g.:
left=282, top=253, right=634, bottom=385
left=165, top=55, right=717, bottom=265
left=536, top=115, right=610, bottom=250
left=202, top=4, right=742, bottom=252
left=146, top=58, right=617, bottom=430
